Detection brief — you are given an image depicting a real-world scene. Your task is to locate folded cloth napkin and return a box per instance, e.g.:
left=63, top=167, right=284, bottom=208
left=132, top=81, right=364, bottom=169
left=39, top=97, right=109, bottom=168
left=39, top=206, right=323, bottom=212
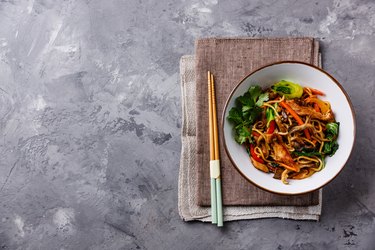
left=195, top=38, right=320, bottom=206
left=178, top=54, right=322, bottom=222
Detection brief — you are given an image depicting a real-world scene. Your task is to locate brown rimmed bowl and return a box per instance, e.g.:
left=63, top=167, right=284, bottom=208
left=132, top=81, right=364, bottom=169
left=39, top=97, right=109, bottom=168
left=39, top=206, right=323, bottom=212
left=222, top=61, right=356, bottom=195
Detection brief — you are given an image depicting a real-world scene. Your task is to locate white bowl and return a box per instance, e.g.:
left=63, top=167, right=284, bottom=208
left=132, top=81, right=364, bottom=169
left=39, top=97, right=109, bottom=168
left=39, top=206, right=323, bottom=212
left=222, top=61, right=356, bottom=195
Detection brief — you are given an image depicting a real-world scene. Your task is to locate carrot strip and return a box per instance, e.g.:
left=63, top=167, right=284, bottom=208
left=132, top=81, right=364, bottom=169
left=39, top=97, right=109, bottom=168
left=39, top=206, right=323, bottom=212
left=280, top=101, right=303, bottom=124
left=280, top=101, right=311, bottom=139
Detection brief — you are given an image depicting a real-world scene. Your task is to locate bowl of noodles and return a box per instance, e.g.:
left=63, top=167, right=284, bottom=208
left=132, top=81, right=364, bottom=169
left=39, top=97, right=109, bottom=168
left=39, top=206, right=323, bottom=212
left=222, top=61, right=355, bottom=195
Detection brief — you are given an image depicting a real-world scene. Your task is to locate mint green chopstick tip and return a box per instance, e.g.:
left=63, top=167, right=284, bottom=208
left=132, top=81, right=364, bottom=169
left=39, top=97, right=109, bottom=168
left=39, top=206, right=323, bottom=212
left=216, top=178, right=223, bottom=227
left=210, top=178, right=217, bottom=224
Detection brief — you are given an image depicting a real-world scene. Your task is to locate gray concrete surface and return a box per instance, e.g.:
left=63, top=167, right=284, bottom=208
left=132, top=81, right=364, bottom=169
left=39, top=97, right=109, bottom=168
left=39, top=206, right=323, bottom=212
left=0, top=0, right=374, bottom=249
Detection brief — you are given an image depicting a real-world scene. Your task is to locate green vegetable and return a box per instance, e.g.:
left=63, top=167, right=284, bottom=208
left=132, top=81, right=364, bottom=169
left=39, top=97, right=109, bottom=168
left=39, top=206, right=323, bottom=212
left=271, top=80, right=303, bottom=99
left=293, top=149, right=323, bottom=158
left=247, top=106, right=262, bottom=125
left=256, top=93, right=269, bottom=107
left=325, top=122, right=339, bottom=140
left=227, top=85, right=267, bottom=144
left=248, top=86, right=262, bottom=103
left=235, top=126, right=251, bottom=144
left=270, top=162, right=280, bottom=168
left=323, top=122, right=340, bottom=156
left=293, top=122, right=340, bottom=158
left=266, top=108, right=275, bottom=127
left=293, top=123, right=340, bottom=157
left=227, top=107, right=243, bottom=125
left=236, top=92, right=254, bottom=107
left=323, top=141, right=339, bottom=157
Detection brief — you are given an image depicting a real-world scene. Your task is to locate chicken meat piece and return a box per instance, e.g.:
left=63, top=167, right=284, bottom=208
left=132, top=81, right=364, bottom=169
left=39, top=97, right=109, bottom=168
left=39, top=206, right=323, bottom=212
left=286, top=100, right=334, bottom=122
left=250, top=157, right=269, bottom=173
left=275, top=116, right=288, bottom=133
left=272, top=142, right=300, bottom=172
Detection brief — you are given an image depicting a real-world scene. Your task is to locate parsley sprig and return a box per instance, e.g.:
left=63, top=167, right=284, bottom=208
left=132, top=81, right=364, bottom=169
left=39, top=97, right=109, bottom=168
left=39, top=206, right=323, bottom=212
left=227, top=86, right=268, bottom=144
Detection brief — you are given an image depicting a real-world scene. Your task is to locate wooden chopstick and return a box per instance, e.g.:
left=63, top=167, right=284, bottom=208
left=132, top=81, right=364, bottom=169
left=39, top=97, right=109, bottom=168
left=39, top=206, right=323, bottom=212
left=208, top=72, right=215, bottom=161
left=211, top=73, right=220, bottom=161
left=208, top=71, right=223, bottom=227
left=208, top=72, right=217, bottom=224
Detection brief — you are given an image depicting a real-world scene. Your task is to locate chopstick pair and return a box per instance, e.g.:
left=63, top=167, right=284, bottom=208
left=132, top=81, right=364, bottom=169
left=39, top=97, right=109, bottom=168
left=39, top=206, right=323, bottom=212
left=207, top=71, right=223, bottom=227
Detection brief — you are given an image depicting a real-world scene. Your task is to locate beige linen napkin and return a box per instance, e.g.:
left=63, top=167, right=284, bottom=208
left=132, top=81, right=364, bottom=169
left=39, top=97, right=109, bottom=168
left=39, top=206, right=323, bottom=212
left=178, top=55, right=322, bottom=222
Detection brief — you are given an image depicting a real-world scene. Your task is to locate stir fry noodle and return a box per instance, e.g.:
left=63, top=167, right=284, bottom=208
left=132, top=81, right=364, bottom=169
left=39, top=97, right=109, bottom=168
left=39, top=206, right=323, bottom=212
left=227, top=80, right=339, bottom=184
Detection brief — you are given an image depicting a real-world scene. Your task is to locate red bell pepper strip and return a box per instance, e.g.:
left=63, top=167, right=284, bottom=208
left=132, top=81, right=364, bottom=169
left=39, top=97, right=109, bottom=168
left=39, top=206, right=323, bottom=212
left=267, top=120, right=276, bottom=134
left=252, top=131, right=260, bottom=137
left=250, top=144, right=264, bottom=164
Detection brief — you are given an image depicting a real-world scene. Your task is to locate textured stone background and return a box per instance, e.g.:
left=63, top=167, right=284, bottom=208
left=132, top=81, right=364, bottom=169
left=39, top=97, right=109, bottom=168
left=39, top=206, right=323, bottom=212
left=0, top=0, right=374, bottom=249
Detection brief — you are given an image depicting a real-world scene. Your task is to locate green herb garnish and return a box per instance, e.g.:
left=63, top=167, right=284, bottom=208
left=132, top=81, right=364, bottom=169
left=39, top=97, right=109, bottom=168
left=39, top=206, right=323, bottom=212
left=227, top=85, right=268, bottom=144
